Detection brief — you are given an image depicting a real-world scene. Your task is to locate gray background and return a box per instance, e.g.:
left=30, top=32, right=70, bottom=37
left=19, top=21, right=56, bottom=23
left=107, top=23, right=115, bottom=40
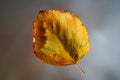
left=0, top=0, right=120, bottom=80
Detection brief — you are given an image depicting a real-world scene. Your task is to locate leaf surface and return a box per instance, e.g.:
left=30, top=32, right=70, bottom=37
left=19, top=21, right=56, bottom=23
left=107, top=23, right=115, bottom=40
left=33, top=10, right=90, bottom=66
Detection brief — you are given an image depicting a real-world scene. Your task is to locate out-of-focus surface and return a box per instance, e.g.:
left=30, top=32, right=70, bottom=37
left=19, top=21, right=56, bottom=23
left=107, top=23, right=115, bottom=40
left=0, top=0, right=120, bottom=80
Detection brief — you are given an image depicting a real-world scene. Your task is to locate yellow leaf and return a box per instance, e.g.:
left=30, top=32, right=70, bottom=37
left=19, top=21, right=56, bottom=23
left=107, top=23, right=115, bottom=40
left=33, top=10, right=90, bottom=67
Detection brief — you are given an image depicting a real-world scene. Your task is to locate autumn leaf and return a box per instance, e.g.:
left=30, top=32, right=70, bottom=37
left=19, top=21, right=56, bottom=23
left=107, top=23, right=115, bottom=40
left=33, top=10, right=90, bottom=68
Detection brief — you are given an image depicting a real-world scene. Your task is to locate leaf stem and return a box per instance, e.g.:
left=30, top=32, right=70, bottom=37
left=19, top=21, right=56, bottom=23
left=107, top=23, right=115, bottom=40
left=75, top=64, right=85, bottom=74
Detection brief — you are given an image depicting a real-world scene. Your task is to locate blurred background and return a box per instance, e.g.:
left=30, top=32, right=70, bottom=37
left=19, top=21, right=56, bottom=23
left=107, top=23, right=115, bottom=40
left=0, top=0, right=120, bottom=80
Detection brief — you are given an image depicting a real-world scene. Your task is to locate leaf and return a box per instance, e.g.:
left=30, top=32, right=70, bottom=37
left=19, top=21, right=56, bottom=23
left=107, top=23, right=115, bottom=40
left=33, top=10, right=90, bottom=66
